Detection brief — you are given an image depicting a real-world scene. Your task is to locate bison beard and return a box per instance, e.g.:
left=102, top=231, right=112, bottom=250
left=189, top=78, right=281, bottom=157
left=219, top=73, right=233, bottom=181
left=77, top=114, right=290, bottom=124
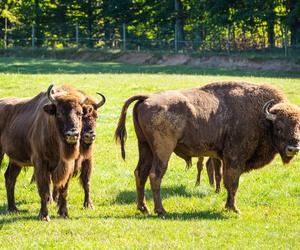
left=0, top=85, right=86, bottom=221
left=115, top=81, right=300, bottom=216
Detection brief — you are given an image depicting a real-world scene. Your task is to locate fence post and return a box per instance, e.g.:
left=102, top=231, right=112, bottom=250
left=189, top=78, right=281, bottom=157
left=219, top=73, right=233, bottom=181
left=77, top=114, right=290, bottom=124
left=4, top=18, right=7, bottom=49
left=174, top=23, right=178, bottom=52
left=32, top=24, right=35, bottom=49
left=174, top=0, right=178, bottom=52
left=76, top=23, right=79, bottom=47
left=284, top=25, right=288, bottom=57
left=122, top=23, right=126, bottom=51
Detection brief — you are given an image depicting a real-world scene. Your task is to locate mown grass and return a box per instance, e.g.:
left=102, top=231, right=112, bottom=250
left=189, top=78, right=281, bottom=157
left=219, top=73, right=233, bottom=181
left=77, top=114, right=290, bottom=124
left=0, top=57, right=299, bottom=249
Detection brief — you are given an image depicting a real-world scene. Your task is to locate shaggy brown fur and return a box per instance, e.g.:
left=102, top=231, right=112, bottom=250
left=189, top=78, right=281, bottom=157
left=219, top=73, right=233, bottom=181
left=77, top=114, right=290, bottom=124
left=115, top=81, right=300, bottom=215
left=0, top=85, right=86, bottom=221
left=31, top=92, right=105, bottom=210
left=52, top=93, right=105, bottom=209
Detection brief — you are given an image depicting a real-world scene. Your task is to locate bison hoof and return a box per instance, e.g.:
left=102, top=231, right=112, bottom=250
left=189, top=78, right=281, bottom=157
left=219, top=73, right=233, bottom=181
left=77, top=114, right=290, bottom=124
left=59, top=211, right=69, bottom=219
left=39, top=214, right=51, bottom=222
left=195, top=181, right=200, bottom=187
left=59, top=213, right=69, bottom=219
left=84, top=201, right=94, bottom=210
left=215, top=188, right=221, bottom=193
left=137, top=205, right=150, bottom=215
left=7, top=206, right=19, bottom=214
left=154, top=208, right=167, bottom=217
left=225, top=204, right=240, bottom=214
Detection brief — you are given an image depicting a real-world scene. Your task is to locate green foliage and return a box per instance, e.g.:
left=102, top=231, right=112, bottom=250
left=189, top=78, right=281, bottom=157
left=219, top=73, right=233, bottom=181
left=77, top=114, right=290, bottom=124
left=0, top=58, right=299, bottom=249
left=0, top=0, right=300, bottom=50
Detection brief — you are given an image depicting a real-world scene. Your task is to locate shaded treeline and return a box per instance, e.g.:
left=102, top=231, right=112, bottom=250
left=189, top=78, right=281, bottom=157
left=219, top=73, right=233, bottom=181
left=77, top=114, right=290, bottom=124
left=0, top=0, right=299, bottom=51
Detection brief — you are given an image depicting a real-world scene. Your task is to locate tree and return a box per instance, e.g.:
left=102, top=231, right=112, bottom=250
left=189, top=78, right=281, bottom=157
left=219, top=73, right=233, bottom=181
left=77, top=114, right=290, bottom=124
left=286, top=0, right=300, bottom=46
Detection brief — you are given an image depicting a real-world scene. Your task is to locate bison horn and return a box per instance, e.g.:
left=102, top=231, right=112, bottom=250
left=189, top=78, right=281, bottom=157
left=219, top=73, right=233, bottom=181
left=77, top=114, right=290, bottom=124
left=47, top=84, right=57, bottom=104
left=95, top=92, right=106, bottom=109
left=263, top=99, right=276, bottom=121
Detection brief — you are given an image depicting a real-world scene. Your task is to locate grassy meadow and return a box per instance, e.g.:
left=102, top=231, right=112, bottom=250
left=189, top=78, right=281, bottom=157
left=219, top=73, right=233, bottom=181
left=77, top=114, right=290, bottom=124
left=0, top=57, right=299, bottom=249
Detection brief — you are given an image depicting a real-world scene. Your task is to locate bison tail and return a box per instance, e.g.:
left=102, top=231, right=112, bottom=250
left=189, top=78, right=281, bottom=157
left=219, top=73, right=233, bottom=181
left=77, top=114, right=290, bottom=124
left=115, top=95, right=149, bottom=160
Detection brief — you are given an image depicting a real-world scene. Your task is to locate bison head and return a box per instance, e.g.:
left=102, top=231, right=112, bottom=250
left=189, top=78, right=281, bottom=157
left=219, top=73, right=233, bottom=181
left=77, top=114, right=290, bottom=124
left=43, top=85, right=85, bottom=145
left=81, top=93, right=106, bottom=145
left=264, top=100, right=300, bottom=163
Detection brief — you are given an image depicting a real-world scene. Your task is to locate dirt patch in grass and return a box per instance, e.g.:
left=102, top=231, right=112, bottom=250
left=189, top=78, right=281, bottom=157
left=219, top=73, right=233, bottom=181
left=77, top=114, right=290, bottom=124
left=157, top=54, right=190, bottom=65
left=117, top=52, right=153, bottom=64
left=188, top=56, right=300, bottom=71
left=1, top=49, right=299, bottom=72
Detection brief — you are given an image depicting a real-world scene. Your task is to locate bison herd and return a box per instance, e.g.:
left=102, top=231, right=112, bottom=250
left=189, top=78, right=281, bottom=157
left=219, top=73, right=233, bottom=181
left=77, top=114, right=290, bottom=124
left=0, top=81, right=299, bottom=221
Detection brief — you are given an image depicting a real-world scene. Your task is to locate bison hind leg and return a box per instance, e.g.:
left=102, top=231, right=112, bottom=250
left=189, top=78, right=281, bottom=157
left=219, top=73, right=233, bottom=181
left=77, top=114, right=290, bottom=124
left=213, top=159, right=222, bottom=193
left=195, top=157, right=204, bottom=186
left=135, top=141, right=152, bottom=215
left=149, top=151, right=173, bottom=217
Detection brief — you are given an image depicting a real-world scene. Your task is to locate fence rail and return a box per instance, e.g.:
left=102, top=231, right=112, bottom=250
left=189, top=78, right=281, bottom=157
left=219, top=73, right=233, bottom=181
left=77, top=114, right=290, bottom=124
left=1, top=22, right=300, bottom=57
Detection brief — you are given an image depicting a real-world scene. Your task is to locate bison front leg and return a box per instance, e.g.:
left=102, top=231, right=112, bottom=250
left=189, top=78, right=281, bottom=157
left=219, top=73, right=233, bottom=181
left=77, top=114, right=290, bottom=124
left=195, top=157, right=204, bottom=186
left=223, top=163, right=242, bottom=214
left=35, top=168, right=51, bottom=222
left=5, top=162, right=22, bottom=213
left=57, top=178, right=70, bottom=218
left=80, top=159, right=94, bottom=209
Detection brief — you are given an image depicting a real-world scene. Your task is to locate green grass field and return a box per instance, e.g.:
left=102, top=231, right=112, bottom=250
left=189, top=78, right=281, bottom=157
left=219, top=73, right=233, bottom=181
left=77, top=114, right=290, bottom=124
left=0, top=57, right=299, bottom=249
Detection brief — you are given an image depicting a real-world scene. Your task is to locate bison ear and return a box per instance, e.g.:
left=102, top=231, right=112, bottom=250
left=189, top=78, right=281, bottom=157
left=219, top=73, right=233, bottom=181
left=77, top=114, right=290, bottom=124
left=43, top=104, right=56, bottom=115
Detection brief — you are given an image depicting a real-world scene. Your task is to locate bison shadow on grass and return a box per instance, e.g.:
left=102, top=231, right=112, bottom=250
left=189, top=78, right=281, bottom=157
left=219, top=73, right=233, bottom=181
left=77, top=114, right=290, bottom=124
left=114, top=184, right=208, bottom=205
left=108, top=210, right=228, bottom=221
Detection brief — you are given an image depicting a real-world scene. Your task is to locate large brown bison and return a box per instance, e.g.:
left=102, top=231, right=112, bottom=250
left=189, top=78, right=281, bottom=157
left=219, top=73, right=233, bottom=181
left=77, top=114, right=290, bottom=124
left=0, top=85, right=87, bottom=221
left=115, top=81, right=300, bottom=216
left=51, top=91, right=106, bottom=209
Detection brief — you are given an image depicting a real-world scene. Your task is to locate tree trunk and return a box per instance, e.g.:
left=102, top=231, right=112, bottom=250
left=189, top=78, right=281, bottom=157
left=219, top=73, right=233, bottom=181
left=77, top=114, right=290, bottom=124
left=267, top=20, right=275, bottom=48
left=104, top=19, right=111, bottom=47
left=35, top=0, right=42, bottom=47
left=290, top=23, right=300, bottom=46
left=266, top=1, right=276, bottom=48
left=194, top=25, right=203, bottom=49
left=287, top=0, right=300, bottom=46
left=87, top=0, right=93, bottom=48
left=175, top=0, right=185, bottom=50
left=232, top=24, right=236, bottom=49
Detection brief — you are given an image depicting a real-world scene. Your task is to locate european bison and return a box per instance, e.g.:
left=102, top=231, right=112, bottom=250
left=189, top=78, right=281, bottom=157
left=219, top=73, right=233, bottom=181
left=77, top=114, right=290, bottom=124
left=52, top=91, right=106, bottom=209
left=115, top=81, right=300, bottom=216
left=0, top=85, right=86, bottom=221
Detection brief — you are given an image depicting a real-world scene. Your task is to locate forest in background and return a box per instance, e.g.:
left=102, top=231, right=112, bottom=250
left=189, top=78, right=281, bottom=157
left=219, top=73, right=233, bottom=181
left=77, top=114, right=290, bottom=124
left=0, top=0, right=300, bottom=52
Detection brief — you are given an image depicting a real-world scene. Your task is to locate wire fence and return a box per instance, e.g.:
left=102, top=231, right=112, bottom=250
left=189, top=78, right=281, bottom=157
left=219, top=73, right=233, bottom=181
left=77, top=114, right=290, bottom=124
left=1, top=22, right=300, bottom=57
